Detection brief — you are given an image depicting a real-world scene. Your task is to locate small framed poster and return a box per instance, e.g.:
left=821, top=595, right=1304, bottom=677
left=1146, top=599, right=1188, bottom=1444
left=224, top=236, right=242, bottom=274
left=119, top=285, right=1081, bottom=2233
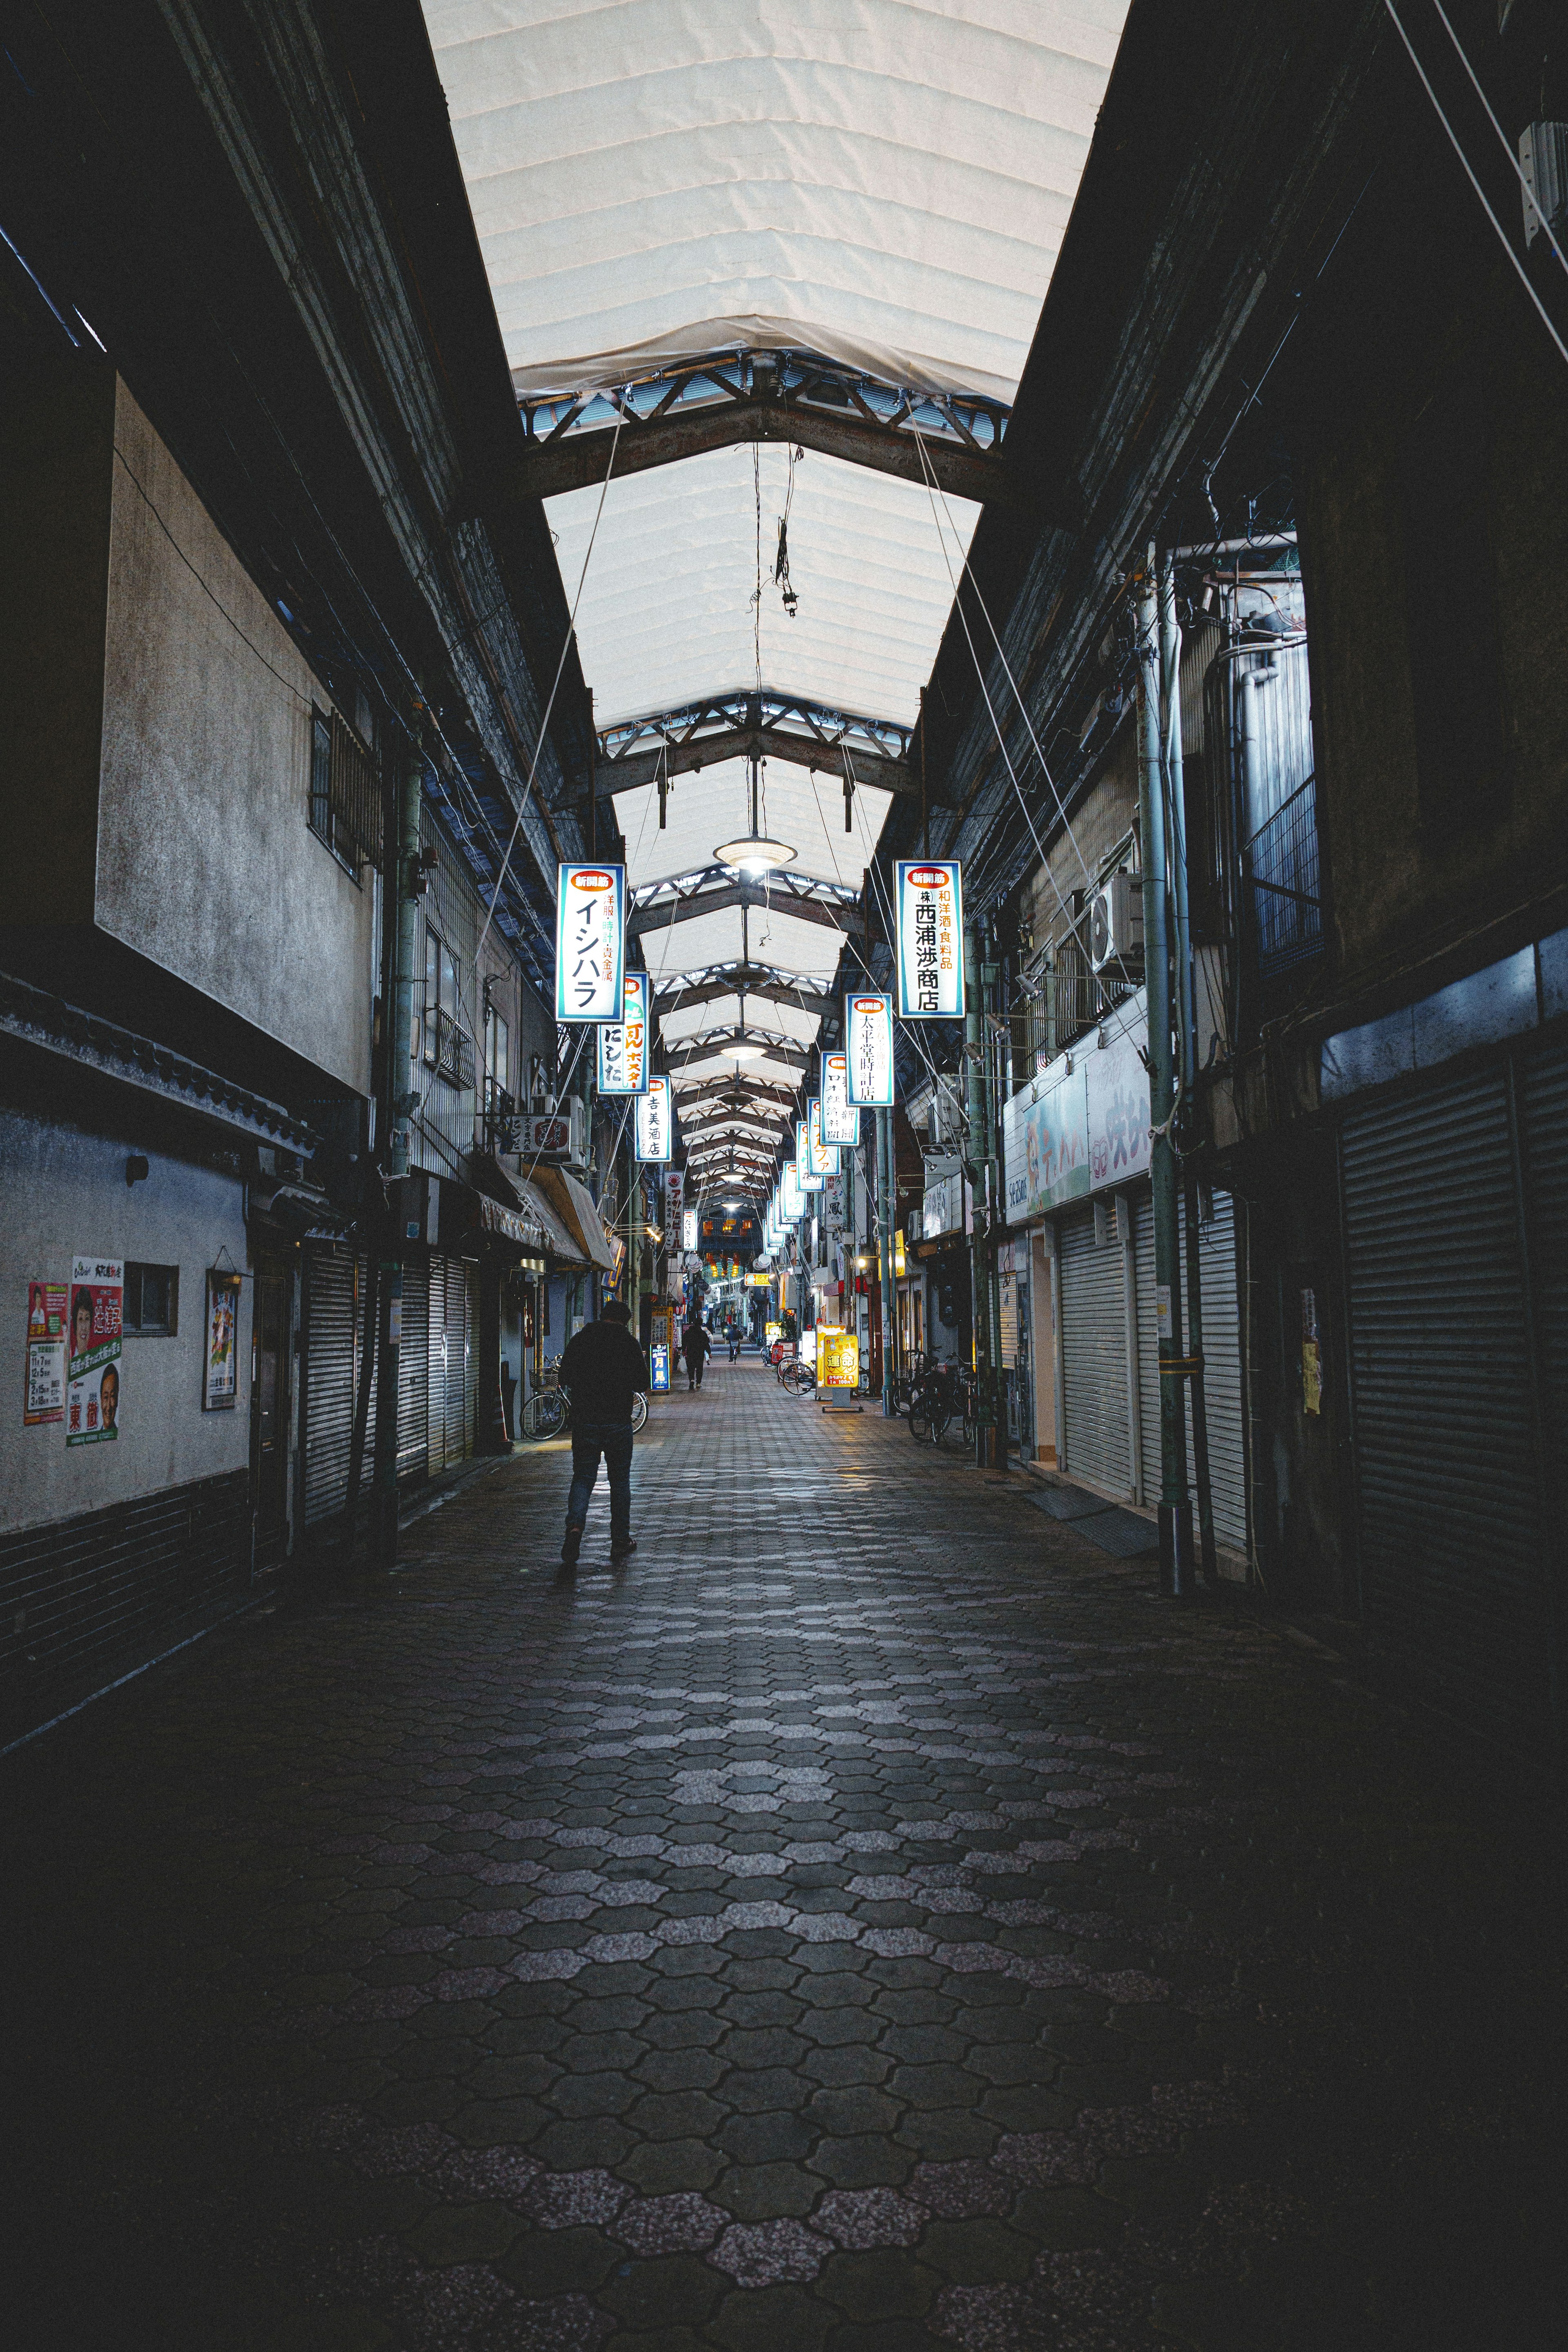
left=204, top=1269, right=242, bottom=1411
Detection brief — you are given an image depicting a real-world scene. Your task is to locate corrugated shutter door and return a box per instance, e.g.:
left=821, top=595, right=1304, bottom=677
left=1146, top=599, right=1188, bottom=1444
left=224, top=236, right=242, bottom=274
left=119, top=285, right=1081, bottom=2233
left=463, top=1261, right=480, bottom=1461
left=1058, top=1207, right=1131, bottom=1496
left=1342, top=1067, right=1550, bottom=1744
left=428, top=1258, right=450, bottom=1474
left=1521, top=1040, right=1568, bottom=1573
left=1134, top=1192, right=1247, bottom=1551
left=398, top=1259, right=429, bottom=1483
left=302, top=1246, right=358, bottom=1526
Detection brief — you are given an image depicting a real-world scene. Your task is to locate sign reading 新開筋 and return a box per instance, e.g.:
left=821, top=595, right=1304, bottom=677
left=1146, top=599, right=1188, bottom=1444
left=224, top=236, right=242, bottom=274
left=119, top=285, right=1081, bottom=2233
left=820, top=1049, right=859, bottom=1147
left=24, top=1280, right=67, bottom=1426
left=66, top=1256, right=122, bottom=1447
left=895, top=861, right=964, bottom=1019
left=807, top=1098, right=836, bottom=1176
left=555, top=863, right=625, bottom=1022
left=597, top=970, right=650, bottom=1093
left=844, top=992, right=895, bottom=1106
left=634, top=1073, right=673, bottom=1163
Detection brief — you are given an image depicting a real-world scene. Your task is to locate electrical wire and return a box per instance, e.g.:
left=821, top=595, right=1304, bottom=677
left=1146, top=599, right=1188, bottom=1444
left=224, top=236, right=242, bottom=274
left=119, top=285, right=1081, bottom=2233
left=1426, top=0, right=1568, bottom=278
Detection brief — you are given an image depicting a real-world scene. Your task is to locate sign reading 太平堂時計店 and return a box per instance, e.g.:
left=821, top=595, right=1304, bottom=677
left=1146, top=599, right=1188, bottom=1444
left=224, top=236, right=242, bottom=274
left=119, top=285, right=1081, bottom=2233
left=634, top=1074, right=673, bottom=1163
left=895, top=860, right=964, bottom=1018
left=555, top=863, right=625, bottom=1022
left=844, top=992, right=895, bottom=1107
left=597, top=969, right=650, bottom=1093
left=820, top=1049, right=859, bottom=1147
left=66, top=1256, right=122, bottom=1446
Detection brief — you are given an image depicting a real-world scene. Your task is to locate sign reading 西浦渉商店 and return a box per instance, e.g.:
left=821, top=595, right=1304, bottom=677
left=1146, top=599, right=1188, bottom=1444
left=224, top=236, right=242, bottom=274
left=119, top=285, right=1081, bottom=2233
left=597, top=970, right=650, bottom=1094
left=24, top=1280, right=67, bottom=1425
left=895, top=861, right=964, bottom=1019
left=634, top=1074, right=673, bottom=1163
left=820, top=1049, right=859, bottom=1146
left=844, top=991, right=895, bottom=1107
left=66, top=1256, right=122, bottom=1446
left=555, top=863, right=625, bottom=1022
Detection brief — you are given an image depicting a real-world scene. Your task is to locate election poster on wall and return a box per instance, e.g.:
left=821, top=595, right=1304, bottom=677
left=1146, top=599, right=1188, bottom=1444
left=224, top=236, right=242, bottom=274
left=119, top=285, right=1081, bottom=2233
left=204, top=1269, right=242, bottom=1411
left=844, top=991, right=895, bottom=1106
left=895, top=860, right=964, bottom=1018
left=24, top=1280, right=67, bottom=1426
left=820, top=1049, right=859, bottom=1146
left=634, top=1073, right=673, bottom=1163
left=555, top=863, right=625, bottom=1022
left=66, top=1256, right=122, bottom=1446
left=597, top=969, right=650, bottom=1093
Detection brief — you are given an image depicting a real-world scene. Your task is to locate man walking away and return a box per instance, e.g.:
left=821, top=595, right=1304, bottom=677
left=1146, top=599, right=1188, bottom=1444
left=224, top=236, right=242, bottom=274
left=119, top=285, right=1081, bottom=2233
left=558, top=1298, right=648, bottom=1568
left=727, top=1327, right=740, bottom=1363
left=681, top=1318, right=711, bottom=1390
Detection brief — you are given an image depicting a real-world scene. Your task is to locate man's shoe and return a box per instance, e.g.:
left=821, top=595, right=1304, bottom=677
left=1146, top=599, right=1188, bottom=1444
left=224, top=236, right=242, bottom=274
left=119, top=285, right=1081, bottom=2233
left=610, top=1538, right=638, bottom=1562
left=561, top=1526, right=582, bottom=1567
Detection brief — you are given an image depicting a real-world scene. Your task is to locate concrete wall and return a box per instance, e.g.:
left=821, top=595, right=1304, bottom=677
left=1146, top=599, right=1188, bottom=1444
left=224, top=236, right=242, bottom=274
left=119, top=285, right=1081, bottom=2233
left=96, top=381, right=375, bottom=1093
left=0, top=1107, right=251, bottom=1538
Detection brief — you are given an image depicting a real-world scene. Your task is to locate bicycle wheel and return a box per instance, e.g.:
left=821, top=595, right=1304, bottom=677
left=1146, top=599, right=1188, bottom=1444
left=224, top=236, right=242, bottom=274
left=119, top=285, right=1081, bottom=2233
left=521, top=1390, right=566, bottom=1440
left=782, top=1360, right=801, bottom=1392
left=908, top=1394, right=931, bottom=1443
left=631, top=1393, right=648, bottom=1432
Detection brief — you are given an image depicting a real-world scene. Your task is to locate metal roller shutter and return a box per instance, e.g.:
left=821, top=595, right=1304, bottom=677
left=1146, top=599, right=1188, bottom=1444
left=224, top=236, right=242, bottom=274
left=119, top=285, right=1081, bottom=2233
left=1342, top=1067, right=1551, bottom=1745
left=428, top=1257, right=451, bottom=1474
left=1058, top=1206, right=1131, bottom=1496
left=1521, top=1044, right=1568, bottom=1497
left=397, top=1259, right=429, bottom=1483
left=1135, top=1192, right=1248, bottom=1553
left=463, top=1260, right=480, bottom=1461
left=301, top=1245, right=359, bottom=1526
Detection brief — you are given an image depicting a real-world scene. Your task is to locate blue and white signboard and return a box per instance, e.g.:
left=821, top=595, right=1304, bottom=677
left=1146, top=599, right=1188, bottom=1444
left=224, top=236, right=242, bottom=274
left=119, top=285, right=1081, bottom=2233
left=597, top=970, right=650, bottom=1094
left=795, top=1116, right=822, bottom=1192
left=650, top=1343, right=670, bottom=1393
left=844, top=991, right=895, bottom=1107
left=556, top=863, right=626, bottom=1022
left=820, top=1049, right=860, bottom=1147
left=807, top=1098, right=837, bottom=1176
left=895, top=860, right=964, bottom=1019
left=634, top=1073, right=673, bottom=1163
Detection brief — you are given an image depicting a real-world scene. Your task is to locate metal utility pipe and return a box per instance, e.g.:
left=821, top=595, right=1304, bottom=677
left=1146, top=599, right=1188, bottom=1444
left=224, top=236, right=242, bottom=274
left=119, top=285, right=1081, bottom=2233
left=963, top=921, right=994, bottom=1468
left=373, top=732, right=423, bottom=1568
left=878, top=1106, right=895, bottom=1414
left=1137, top=552, right=1193, bottom=1597
left=1160, top=556, right=1217, bottom=1588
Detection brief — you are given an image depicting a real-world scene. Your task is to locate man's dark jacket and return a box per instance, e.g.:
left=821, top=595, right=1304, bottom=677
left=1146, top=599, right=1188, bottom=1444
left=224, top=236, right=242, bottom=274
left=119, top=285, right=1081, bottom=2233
left=559, top=1321, right=650, bottom=1423
left=680, top=1324, right=711, bottom=1365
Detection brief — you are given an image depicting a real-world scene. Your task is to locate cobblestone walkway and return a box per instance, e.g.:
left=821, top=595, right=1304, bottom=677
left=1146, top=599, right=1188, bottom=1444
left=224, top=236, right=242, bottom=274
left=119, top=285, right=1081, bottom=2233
left=5, top=1362, right=1565, bottom=2350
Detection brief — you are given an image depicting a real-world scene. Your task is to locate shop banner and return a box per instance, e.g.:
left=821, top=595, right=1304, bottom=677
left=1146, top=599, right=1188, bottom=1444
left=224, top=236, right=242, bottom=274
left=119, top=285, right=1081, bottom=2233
left=650, top=1342, right=670, bottom=1393
left=663, top=1169, right=684, bottom=1258
left=820, top=1049, right=860, bottom=1147
left=895, top=861, right=964, bottom=1018
left=67, top=1256, right=122, bottom=1446
left=1085, top=998, right=1152, bottom=1190
left=634, top=1072, right=673, bottom=1163
left=844, top=991, right=895, bottom=1106
left=782, top=1164, right=805, bottom=1219
left=795, top=1117, right=822, bottom=1193
left=682, top=1208, right=698, bottom=1251
left=555, top=862, right=626, bottom=1022
left=807, top=1098, right=837, bottom=1176
left=1002, top=1060, right=1089, bottom=1222
left=24, top=1280, right=67, bottom=1426
left=817, top=1327, right=860, bottom=1390
left=597, top=969, right=650, bottom=1093
left=204, top=1269, right=242, bottom=1411
left=819, top=1169, right=849, bottom=1234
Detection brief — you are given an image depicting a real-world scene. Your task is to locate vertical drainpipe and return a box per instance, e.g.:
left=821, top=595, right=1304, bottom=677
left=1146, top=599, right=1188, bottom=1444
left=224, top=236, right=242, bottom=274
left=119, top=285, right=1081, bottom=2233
left=964, top=920, right=993, bottom=1467
left=374, top=724, right=422, bottom=1568
left=1160, top=555, right=1218, bottom=1586
left=1137, top=552, right=1194, bottom=1597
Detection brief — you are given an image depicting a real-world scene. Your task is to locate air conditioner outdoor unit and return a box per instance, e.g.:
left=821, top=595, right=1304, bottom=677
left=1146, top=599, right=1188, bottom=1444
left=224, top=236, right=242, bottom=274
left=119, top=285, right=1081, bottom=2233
left=521, top=1095, right=587, bottom=1170
left=1089, top=871, right=1144, bottom=972
left=1519, top=120, right=1568, bottom=249
left=924, top=1080, right=964, bottom=1149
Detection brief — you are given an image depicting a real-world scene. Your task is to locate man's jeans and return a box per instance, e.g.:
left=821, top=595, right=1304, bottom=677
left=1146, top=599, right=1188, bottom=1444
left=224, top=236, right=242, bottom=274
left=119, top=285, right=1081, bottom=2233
left=566, top=1421, right=634, bottom=1546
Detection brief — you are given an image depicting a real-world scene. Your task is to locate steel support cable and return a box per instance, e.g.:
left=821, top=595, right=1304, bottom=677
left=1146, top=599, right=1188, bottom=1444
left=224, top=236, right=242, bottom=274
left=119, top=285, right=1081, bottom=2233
left=1425, top=0, right=1568, bottom=280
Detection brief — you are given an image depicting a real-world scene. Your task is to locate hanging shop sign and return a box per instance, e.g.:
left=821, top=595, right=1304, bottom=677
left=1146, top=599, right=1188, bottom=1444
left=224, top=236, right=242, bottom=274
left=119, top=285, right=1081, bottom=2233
left=819, top=1169, right=849, bottom=1234
left=795, top=1118, right=822, bottom=1193
left=682, top=1209, right=698, bottom=1251
left=817, top=1327, right=860, bottom=1390
left=597, top=970, right=650, bottom=1094
left=895, top=861, right=964, bottom=1018
left=663, top=1169, right=684, bottom=1259
left=820, top=1049, right=860, bottom=1147
left=203, top=1269, right=242, bottom=1411
left=650, top=1342, right=670, bottom=1393
left=782, top=1164, right=805, bottom=1219
left=66, top=1256, right=122, bottom=1446
left=634, top=1073, right=673, bottom=1163
left=844, top=991, right=895, bottom=1107
left=555, top=862, right=626, bottom=1022
left=24, top=1280, right=67, bottom=1426
left=807, top=1098, right=837, bottom=1176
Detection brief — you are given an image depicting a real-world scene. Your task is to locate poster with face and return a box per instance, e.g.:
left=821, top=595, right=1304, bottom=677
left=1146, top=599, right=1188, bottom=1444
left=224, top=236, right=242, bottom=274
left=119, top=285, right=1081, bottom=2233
left=66, top=1256, right=122, bottom=1446
left=24, top=1280, right=68, bottom=1426
left=205, top=1270, right=242, bottom=1410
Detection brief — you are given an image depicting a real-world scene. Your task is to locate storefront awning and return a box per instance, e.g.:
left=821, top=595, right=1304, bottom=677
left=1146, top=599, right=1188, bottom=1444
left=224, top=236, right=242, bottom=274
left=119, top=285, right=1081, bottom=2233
left=512, top=1176, right=590, bottom=1270
left=532, top=1165, right=617, bottom=1274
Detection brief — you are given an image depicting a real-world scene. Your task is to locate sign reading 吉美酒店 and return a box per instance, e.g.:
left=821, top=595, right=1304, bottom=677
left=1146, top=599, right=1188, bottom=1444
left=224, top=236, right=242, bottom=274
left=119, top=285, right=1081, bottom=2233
left=895, top=861, right=964, bottom=1019
left=820, top=1049, right=859, bottom=1147
left=66, top=1256, right=122, bottom=1447
left=597, top=969, right=650, bottom=1093
left=555, top=863, right=625, bottom=1022
left=844, top=991, right=895, bottom=1107
left=634, top=1074, right=673, bottom=1163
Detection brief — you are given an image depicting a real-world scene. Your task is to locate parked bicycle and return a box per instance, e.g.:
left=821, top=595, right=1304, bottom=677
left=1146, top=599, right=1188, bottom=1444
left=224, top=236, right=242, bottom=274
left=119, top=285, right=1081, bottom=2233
left=782, top=1354, right=817, bottom=1396
left=521, top=1358, right=648, bottom=1440
left=906, top=1358, right=976, bottom=1447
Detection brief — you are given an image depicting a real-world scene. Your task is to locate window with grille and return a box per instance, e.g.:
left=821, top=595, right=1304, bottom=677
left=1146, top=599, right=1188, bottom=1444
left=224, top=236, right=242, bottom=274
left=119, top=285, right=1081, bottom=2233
left=124, top=1263, right=179, bottom=1336
left=307, top=708, right=379, bottom=873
